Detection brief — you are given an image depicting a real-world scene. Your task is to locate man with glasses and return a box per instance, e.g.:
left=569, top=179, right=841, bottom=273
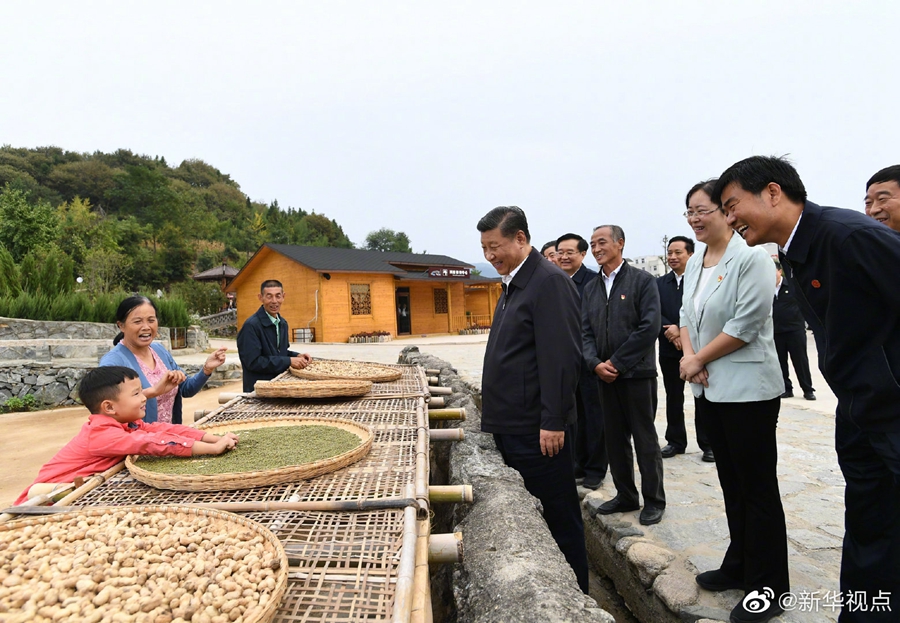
left=556, top=233, right=607, bottom=490
left=715, top=155, right=900, bottom=621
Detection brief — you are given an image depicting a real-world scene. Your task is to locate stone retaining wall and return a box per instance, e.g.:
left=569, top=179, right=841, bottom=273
left=0, top=362, right=242, bottom=408
left=398, top=347, right=613, bottom=623
left=0, top=317, right=119, bottom=341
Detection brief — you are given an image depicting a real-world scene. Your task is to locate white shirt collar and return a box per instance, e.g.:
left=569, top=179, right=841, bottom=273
left=501, top=254, right=529, bottom=286
left=601, top=259, right=624, bottom=290
left=775, top=276, right=782, bottom=297
left=674, top=272, right=683, bottom=286
left=780, top=211, right=803, bottom=253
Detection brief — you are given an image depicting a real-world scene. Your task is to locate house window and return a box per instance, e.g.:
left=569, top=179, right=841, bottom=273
left=350, top=284, right=372, bottom=315
left=434, top=288, right=448, bottom=314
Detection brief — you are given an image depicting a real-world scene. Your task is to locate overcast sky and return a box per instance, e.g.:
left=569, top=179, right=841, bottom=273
left=3, top=1, right=897, bottom=264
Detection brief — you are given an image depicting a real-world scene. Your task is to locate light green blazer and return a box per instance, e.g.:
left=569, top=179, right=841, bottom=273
left=679, top=233, right=784, bottom=403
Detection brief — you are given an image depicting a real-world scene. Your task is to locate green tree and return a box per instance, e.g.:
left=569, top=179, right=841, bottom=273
left=0, top=244, right=21, bottom=297
left=105, top=165, right=182, bottom=244
left=83, top=248, right=131, bottom=294
left=0, top=184, right=61, bottom=261
left=365, top=228, right=413, bottom=253
left=303, top=213, right=353, bottom=248
left=18, top=244, right=74, bottom=295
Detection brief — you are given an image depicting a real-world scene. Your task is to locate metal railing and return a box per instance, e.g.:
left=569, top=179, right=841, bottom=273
left=199, top=308, right=237, bottom=330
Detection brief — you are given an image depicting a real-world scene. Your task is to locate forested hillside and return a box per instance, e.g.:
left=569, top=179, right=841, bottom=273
left=0, top=145, right=353, bottom=293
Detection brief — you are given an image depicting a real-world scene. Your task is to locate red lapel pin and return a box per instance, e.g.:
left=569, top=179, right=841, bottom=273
left=811, top=279, right=821, bottom=288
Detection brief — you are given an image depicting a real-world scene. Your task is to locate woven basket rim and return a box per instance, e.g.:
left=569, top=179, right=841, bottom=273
left=126, top=417, right=373, bottom=492
left=0, top=504, right=288, bottom=623
left=288, top=360, right=402, bottom=382
left=254, top=379, right=372, bottom=398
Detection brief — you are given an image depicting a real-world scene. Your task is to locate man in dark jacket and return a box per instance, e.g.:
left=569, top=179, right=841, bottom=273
left=556, top=232, right=608, bottom=490
left=237, top=280, right=311, bottom=392
left=479, top=207, right=588, bottom=593
left=583, top=225, right=665, bottom=526
left=772, top=261, right=815, bottom=400
left=657, top=235, right=713, bottom=461
left=717, top=155, right=900, bottom=622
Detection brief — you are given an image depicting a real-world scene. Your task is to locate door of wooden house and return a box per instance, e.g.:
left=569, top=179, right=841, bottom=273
left=396, top=288, right=411, bottom=335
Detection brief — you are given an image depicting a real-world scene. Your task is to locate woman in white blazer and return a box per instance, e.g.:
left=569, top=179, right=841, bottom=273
left=678, top=179, right=788, bottom=623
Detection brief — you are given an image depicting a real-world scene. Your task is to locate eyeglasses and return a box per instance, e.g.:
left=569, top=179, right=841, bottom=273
left=556, top=250, right=582, bottom=257
left=683, top=208, right=720, bottom=219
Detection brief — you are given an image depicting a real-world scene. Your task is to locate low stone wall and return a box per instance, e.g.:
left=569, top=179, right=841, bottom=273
left=398, top=347, right=613, bottom=623
left=0, top=362, right=242, bottom=407
left=0, top=317, right=119, bottom=341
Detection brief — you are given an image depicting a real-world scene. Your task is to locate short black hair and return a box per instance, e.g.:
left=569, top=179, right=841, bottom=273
left=540, top=241, right=557, bottom=254
left=866, top=165, right=900, bottom=191
left=260, top=279, right=284, bottom=294
left=78, top=366, right=140, bottom=414
left=667, top=235, right=695, bottom=254
left=114, top=295, right=158, bottom=346
left=477, top=206, right=531, bottom=242
left=556, top=233, right=588, bottom=253
left=711, top=156, right=807, bottom=206
left=685, top=179, right=719, bottom=208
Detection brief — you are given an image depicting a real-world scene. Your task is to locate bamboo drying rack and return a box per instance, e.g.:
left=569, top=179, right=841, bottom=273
left=3, top=360, right=458, bottom=623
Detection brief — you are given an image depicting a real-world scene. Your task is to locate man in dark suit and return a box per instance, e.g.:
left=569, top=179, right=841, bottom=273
left=478, top=207, right=588, bottom=593
left=772, top=261, right=815, bottom=400
left=556, top=232, right=607, bottom=490
left=583, top=225, right=665, bottom=526
left=237, top=280, right=311, bottom=392
left=657, top=236, right=713, bottom=461
left=716, top=155, right=900, bottom=622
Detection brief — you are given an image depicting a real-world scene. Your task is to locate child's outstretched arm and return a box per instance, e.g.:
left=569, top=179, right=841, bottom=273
left=191, top=434, right=238, bottom=456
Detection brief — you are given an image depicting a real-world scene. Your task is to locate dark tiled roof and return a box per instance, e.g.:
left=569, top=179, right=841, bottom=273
left=192, top=265, right=239, bottom=279
left=266, top=244, right=473, bottom=274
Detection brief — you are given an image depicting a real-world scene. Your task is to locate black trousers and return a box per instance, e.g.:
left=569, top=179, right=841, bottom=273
left=599, top=377, right=665, bottom=508
left=696, top=394, right=789, bottom=596
left=573, top=366, right=608, bottom=481
left=774, top=330, right=814, bottom=394
left=659, top=356, right=711, bottom=452
left=835, top=417, right=900, bottom=622
left=493, top=430, right=590, bottom=593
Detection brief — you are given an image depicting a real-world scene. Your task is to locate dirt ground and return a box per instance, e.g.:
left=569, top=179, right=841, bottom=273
left=0, top=380, right=244, bottom=507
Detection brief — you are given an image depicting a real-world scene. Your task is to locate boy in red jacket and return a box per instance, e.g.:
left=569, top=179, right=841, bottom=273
left=15, top=366, right=237, bottom=504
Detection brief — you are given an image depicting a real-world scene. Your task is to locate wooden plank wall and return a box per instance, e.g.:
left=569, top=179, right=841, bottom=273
left=319, top=273, right=397, bottom=343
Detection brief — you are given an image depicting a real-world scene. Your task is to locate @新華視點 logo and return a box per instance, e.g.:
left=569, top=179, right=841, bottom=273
left=742, top=587, right=775, bottom=612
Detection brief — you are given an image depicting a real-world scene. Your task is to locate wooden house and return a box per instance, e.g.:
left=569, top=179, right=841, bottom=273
left=226, top=244, right=501, bottom=343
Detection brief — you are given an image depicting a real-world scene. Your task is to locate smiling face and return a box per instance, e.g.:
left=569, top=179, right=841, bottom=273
left=666, top=240, right=692, bottom=275
left=258, top=286, right=285, bottom=316
left=118, top=303, right=158, bottom=350
left=685, top=189, right=729, bottom=245
left=104, top=376, right=148, bottom=424
left=721, top=181, right=789, bottom=247
left=542, top=246, right=558, bottom=264
left=481, top=228, right=530, bottom=276
left=590, top=227, right=624, bottom=273
left=865, top=181, right=900, bottom=232
left=555, top=239, right=586, bottom=276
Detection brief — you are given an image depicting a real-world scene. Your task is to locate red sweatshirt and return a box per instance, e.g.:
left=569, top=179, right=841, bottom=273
left=14, top=414, right=206, bottom=504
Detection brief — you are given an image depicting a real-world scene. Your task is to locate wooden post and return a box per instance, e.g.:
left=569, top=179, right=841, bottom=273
left=428, top=407, right=466, bottom=421
left=428, top=386, right=452, bottom=396
left=427, top=397, right=446, bottom=408
left=430, top=428, right=465, bottom=442
left=427, top=376, right=439, bottom=386
left=429, top=485, right=473, bottom=504
left=428, top=533, right=464, bottom=564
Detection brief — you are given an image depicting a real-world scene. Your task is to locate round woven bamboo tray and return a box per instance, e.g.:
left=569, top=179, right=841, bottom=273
left=0, top=504, right=288, bottom=623
left=127, top=417, right=373, bottom=491
left=254, top=378, right=372, bottom=398
left=289, top=360, right=402, bottom=382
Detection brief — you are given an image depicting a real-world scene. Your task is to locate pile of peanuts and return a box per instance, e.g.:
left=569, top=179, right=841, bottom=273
left=292, top=360, right=401, bottom=381
left=0, top=509, right=283, bottom=623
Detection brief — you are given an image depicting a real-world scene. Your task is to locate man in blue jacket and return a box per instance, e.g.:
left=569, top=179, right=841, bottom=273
left=715, top=155, right=900, bottom=622
left=237, top=280, right=311, bottom=392
left=478, top=206, right=588, bottom=593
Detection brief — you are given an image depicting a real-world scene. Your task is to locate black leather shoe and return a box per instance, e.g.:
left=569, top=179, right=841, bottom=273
left=582, top=476, right=603, bottom=490
left=780, top=390, right=793, bottom=398
left=660, top=444, right=685, bottom=458
left=595, top=496, right=640, bottom=515
left=639, top=506, right=664, bottom=525
left=803, top=391, right=816, bottom=400
left=702, top=450, right=715, bottom=463
left=729, top=597, right=784, bottom=623
left=695, top=569, right=742, bottom=592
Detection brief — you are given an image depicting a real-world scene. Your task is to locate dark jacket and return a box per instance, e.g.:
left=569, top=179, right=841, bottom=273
left=583, top=261, right=661, bottom=378
left=781, top=201, right=900, bottom=431
left=237, top=306, right=299, bottom=392
left=656, top=271, right=685, bottom=359
left=772, top=280, right=807, bottom=334
left=571, top=264, right=598, bottom=298
left=99, top=342, right=209, bottom=425
left=481, top=248, right=582, bottom=435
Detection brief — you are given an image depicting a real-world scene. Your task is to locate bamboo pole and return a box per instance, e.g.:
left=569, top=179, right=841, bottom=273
left=0, top=484, right=75, bottom=524
left=411, top=517, right=433, bottom=623
left=391, top=485, right=419, bottom=623
left=414, top=399, right=430, bottom=517
left=426, top=397, right=446, bottom=408
left=428, top=485, right=473, bottom=504
left=425, top=369, right=441, bottom=376
left=194, top=392, right=244, bottom=427
left=426, top=376, right=439, bottom=386
left=428, top=532, right=464, bottom=564
left=3, top=496, right=420, bottom=517
left=427, top=386, right=452, bottom=396
left=47, top=462, right=126, bottom=511
left=429, top=428, right=465, bottom=442
left=218, top=392, right=245, bottom=404
left=428, top=408, right=466, bottom=421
